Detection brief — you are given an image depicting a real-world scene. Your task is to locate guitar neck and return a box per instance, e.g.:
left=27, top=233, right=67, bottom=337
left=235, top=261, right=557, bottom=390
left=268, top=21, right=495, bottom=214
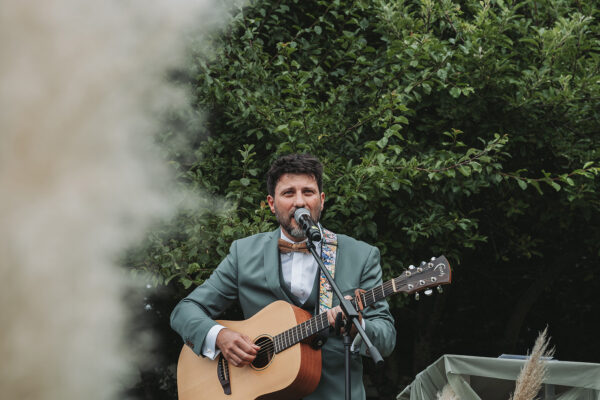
left=272, top=312, right=330, bottom=353
left=271, top=278, right=397, bottom=354
left=272, top=255, right=451, bottom=354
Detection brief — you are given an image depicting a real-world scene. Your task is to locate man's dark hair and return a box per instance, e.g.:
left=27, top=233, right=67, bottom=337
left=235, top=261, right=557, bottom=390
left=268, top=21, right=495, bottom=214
left=266, top=153, right=323, bottom=197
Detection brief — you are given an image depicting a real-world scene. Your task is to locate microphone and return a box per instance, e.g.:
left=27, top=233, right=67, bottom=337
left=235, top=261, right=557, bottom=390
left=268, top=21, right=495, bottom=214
left=294, top=208, right=322, bottom=242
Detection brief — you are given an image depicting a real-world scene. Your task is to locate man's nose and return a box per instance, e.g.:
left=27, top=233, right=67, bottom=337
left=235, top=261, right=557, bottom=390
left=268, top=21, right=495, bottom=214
left=293, top=191, right=306, bottom=208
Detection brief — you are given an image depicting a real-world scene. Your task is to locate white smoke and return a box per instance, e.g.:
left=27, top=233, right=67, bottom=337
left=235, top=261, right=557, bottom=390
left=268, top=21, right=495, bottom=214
left=0, top=0, right=228, bottom=399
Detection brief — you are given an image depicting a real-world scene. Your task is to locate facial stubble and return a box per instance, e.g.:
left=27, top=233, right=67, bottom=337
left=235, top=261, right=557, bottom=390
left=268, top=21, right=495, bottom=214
left=274, top=203, right=322, bottom=241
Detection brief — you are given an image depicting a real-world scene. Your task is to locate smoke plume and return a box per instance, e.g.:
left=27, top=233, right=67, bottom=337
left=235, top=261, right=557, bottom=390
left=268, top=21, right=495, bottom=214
left=0, top=0, right=226, bottom=399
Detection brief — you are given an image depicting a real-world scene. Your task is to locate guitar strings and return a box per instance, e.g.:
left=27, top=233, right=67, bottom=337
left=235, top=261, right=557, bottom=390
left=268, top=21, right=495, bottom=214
left=251, top=278, right=419, bottom=357
left=253, top=282, right=398, bottom=355
left=253, top=315, right=330, bottom=356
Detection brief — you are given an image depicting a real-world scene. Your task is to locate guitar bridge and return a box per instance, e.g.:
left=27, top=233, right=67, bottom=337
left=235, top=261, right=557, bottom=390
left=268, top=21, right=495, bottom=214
left=217, top=354, right=231, bottom=395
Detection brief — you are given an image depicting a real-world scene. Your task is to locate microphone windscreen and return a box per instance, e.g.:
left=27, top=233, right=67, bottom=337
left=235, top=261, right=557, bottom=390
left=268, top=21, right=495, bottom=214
left=294, top=207, right=311, bottom=223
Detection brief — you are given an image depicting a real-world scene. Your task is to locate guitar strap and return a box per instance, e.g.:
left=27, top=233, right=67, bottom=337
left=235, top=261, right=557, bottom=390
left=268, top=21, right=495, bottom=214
left=318, top=228, right=338, bottom=314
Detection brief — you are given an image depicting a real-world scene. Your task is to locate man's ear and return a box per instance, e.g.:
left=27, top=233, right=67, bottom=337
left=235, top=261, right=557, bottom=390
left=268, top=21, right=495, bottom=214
left=320, top=192, right=325, bottom=209
left=267, top=195, right=276, bottom=213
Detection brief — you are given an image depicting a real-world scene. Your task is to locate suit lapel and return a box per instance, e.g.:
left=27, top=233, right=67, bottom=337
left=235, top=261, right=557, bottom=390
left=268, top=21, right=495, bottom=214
left=263, top=228, right=291, bottom=301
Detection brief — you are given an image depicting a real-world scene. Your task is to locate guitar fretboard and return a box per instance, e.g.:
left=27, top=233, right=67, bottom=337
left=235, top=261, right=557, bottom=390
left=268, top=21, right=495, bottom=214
left=273, top=256, right=449, bottom=353
left=273, top=312, right=330, bottom=353
left=273, top=277, right=404, bottom=353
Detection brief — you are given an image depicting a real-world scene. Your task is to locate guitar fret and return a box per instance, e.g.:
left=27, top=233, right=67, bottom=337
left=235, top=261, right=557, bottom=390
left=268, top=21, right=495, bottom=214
left=291, top=327, right=296, bottom=344
left=279, top=333, right=283, bottom=350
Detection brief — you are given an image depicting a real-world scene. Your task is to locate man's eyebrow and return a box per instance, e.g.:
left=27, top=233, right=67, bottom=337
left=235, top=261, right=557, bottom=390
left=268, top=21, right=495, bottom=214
left=278, top=185, right=317, bottom=193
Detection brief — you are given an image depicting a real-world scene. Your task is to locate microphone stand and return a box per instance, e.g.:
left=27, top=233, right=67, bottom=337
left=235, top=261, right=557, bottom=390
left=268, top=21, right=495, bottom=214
left=306, top=238, right=384, bottom=400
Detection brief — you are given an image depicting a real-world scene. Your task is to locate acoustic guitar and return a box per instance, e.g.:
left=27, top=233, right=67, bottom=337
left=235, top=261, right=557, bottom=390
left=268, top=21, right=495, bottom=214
left=177, top=255, right=451, bottom=400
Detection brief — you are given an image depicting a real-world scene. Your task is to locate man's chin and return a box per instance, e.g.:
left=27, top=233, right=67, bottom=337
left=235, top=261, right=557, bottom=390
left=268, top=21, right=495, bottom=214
left=283, top=226, right=306, bottom=241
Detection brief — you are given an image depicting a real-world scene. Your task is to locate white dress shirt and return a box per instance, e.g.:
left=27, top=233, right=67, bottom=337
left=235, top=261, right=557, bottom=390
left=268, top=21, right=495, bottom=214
left=279, top=231, right=321, bottom=304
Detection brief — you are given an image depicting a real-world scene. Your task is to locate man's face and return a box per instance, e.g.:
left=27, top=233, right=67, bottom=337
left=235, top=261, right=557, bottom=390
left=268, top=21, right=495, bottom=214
left=267, top=173, right=325, bottom=241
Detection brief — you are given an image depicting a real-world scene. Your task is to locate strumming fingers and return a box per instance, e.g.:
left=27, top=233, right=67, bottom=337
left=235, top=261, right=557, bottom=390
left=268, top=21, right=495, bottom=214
left=227, top=353, right=242, bottom=367
left=232, top=346, right=256, bottom=363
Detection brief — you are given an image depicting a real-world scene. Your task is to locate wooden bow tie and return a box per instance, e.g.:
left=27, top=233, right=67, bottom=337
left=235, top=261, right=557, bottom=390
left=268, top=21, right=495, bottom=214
left=278, top=239, right=310, bottom=254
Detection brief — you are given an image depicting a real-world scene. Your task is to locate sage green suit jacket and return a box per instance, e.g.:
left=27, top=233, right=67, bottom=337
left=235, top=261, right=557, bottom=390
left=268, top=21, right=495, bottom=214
left=170, top=228, right=396, bottom=400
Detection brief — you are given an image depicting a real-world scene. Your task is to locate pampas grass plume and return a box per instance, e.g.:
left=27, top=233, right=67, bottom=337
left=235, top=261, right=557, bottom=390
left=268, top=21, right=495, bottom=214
left=437, top=384, right=459, bottom=400
left=509, top=327, right=555, bottom=400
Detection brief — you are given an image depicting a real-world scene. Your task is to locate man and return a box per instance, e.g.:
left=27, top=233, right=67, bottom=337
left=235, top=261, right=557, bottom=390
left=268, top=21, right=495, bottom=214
left=171, top=153, right=396, bottom=399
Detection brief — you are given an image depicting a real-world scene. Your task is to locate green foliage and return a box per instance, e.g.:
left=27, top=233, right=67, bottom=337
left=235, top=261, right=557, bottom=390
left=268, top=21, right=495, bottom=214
left=132, top=0, right=599, bottom=303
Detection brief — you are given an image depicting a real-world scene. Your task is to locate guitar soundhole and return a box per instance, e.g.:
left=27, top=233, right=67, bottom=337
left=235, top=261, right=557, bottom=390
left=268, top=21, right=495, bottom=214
left=251, top=336, right=274, bottom=370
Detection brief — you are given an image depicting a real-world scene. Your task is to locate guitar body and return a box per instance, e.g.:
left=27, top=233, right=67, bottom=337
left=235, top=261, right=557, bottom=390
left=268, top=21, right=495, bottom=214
left=177, top=301, right=322, bottom=400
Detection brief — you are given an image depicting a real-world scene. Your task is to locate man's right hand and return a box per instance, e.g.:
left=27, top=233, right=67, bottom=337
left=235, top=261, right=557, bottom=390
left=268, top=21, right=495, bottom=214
left=215, top=328, right=260, bottom=367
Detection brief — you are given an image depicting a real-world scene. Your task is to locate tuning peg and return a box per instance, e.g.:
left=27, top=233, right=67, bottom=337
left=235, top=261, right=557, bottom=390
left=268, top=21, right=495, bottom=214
left=420, top=261, right=426, bottom=266
left=437, top=286, right=443, bottom=293
left=424, top=289, right=433, bottom=296
left=408, top=264, right=415, bottom=270
left=431, top=256, right=436, bottom=261
left=415, top=292, right=420, bottom=301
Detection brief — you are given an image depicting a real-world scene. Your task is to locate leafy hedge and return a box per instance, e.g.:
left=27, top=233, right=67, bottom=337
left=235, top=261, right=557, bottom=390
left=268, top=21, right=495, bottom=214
left=133, top=0, right=599, bottom=307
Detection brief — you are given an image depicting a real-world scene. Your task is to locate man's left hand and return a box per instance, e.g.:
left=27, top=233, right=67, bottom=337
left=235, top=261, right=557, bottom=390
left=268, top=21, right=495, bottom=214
left=326, top=295, right=361, bottom=337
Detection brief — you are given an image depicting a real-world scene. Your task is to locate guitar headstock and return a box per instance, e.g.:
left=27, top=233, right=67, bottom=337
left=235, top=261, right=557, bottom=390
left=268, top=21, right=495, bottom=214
left=396, top=255, right=451, bottom=298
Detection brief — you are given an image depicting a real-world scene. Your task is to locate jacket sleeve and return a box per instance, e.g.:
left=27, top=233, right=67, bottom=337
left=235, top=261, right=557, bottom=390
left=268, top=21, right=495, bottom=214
left=358, top=246, right=397, bottom=357
left=170, top=240, right=240, bottom=356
